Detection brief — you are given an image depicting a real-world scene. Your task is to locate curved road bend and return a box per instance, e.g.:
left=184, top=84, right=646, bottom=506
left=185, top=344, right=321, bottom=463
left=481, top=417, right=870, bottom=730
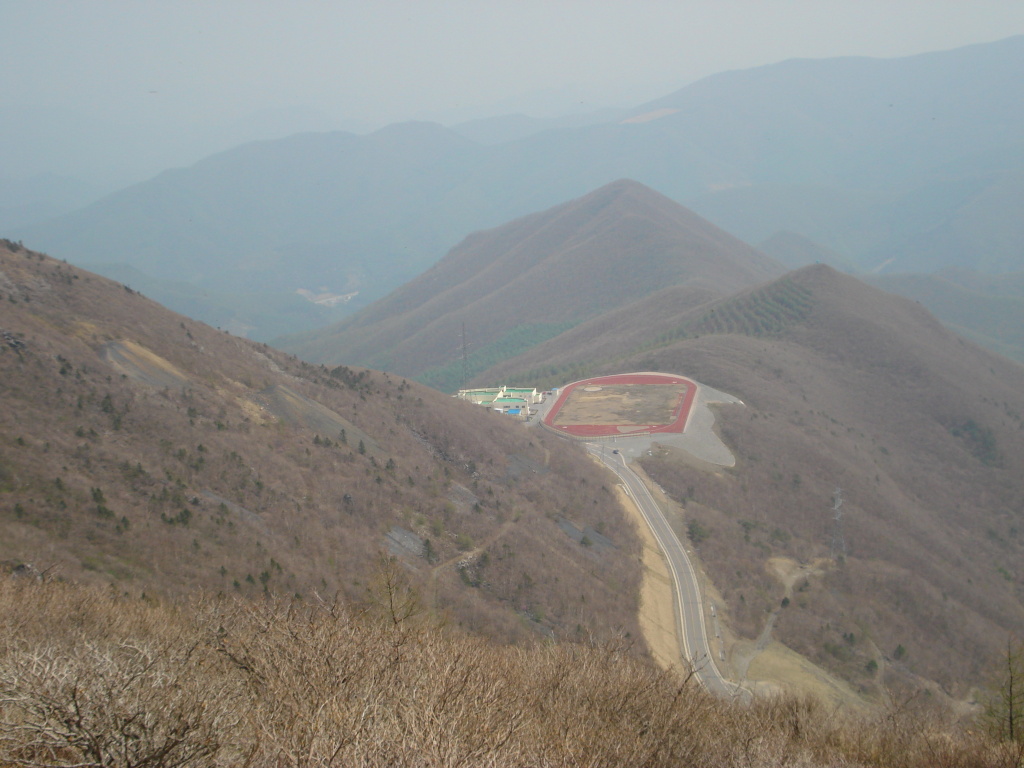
left=588, top=444, right=738, bottom=698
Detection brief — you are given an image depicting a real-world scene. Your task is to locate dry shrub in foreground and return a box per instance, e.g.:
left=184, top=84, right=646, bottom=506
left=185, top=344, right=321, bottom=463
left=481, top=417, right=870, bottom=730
left=1, top=577, right=1022, bottom=768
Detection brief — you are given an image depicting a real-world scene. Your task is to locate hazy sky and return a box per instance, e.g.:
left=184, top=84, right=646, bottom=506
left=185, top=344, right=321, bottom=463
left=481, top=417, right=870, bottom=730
left=3, top=1, right=1024, bottom=188
left=6, top=1, right=1024, bottom=123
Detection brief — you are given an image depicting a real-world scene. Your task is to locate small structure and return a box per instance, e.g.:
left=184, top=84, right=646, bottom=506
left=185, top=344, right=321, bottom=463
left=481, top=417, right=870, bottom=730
left=457, top=388, right=504, bottom=407
left=492, top=396, right=529, bottom=411
left=455, top=386, right=540, bottom=419
left=503, top=387, right=541, bottom=404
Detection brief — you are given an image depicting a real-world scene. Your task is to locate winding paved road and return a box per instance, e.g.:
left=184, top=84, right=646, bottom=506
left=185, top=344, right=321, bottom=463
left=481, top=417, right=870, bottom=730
left=587, top=444, right=738, bottom=697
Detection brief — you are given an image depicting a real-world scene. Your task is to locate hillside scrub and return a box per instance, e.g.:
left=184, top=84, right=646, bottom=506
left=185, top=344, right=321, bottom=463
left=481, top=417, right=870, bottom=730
left=287, top=180, right=783, bottom=376
left=632, top=310, right=1024, bottom=696
left=2, top=578, right=1023, bottom=768
left=0, top=243, right=643, bottom=648
left=487, top=263, right=1024, bottom=698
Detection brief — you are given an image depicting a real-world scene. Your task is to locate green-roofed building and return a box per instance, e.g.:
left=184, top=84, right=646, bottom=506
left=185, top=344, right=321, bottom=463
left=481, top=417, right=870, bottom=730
left=456, top=387, right=504, bottom=406
left=455, top=386, right=543, bottom=419
left=504, top=387, right=540, bottom=404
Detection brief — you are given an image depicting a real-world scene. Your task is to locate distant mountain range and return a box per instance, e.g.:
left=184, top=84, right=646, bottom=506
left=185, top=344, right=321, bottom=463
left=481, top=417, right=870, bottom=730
left=6, top=29, right=1024, bottom=713
left=12, top=36, right=1024, bottom=344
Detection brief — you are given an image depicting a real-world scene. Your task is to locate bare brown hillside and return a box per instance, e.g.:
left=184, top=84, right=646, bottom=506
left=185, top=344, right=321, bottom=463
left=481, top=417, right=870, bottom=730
left=0, top=241, right=643, bottom=646
left=281, top=180, right=783, bottom=389
left=485, top=264, right=1024, bottom=697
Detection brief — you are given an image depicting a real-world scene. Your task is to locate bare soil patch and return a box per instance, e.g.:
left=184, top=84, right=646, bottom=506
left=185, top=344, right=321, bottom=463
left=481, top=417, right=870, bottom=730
left=742, top=641, right=871, bottom=712
left=101, top=340, right=190, bottom=390
left=256, top=384, right=374, bottom=450
left=610, top=482, right=680, bottom=672
left=553, top=383, right=685, bottom=426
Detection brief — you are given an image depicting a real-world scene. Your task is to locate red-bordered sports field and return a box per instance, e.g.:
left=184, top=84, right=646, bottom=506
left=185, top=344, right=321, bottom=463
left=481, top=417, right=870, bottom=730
left=542, top=372, right=696, bottom=438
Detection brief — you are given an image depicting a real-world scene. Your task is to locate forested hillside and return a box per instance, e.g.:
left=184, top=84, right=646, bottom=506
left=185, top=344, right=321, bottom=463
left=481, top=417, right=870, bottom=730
left=0, top=241, right=643, bottom=645
left=482, top=264, right=1024, bottom=697
left=284, top=180, right=783, bottom=388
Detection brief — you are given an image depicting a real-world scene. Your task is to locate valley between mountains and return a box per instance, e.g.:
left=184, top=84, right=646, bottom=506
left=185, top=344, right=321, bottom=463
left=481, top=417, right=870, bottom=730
left=280, top=180, right=1024, bottom=704
left=6, top=25, right=1024, bottom=767
left=4, top=177, right=1023, bottom=711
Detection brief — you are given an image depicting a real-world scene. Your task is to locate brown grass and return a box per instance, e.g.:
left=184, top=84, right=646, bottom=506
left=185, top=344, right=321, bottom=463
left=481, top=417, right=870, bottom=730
left=612, top=481, right=680, bottom=672
left=2, top=577, right=1022, bottom=768
left=0, top=244, right=643, bottom=651
left=485, top=264, right=1024, bottom=699
left=552, top=383, right=684, bottom=427
left=288, top=180, right=782, bottom=376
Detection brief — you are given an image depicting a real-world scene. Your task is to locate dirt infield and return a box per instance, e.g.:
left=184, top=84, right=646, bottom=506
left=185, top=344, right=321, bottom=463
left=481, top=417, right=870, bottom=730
left=543, top=373, right=696, bottom=438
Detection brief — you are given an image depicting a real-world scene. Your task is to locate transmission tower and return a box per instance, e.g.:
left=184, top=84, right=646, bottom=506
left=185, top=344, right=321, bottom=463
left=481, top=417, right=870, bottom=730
left=460, top=322, right=469, bottom=392
left=829, top=487, right=846, bottom=560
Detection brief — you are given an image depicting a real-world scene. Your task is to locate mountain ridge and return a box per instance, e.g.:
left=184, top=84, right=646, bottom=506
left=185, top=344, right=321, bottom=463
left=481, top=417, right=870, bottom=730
left=282, top=180, right=784, bottom=385
left=476, top=263, right=1024, bottom=695
left=0, top=240, right=645, bottom=646
left=14, top=36, right=1024, bottom=342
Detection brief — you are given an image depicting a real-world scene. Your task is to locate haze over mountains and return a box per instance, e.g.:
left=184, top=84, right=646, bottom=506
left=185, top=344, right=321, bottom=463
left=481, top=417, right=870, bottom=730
left=4, top=31, right=1024, bottom=710
left=285, top=180, right=784, bottom=389
left=866, top=270, right=1024, bottom=364
left=13, top=36, right=1024, bottom=350
left=0, top=104, right=357, bottom=231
